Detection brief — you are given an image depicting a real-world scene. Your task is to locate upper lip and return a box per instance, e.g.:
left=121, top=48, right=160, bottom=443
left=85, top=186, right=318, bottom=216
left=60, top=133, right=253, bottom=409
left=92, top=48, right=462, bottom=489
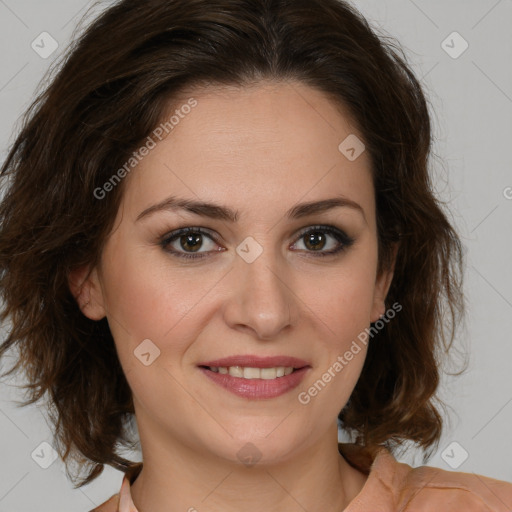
left=198, top=355, right=310, bottom=369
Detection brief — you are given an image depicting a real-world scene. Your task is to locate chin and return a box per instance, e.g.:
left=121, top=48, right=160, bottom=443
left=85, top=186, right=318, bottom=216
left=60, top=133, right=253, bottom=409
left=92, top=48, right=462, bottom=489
left=204, top=426, right=303, bottom=466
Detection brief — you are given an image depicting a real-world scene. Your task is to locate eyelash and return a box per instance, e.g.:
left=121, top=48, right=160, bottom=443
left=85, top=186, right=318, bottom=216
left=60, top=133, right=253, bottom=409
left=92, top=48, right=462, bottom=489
left=159, top=225, right=355, bottom=260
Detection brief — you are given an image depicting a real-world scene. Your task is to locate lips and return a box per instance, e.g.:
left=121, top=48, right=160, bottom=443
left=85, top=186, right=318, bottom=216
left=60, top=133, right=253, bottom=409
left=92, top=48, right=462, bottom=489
left=197, top=355, right=311, bottom=399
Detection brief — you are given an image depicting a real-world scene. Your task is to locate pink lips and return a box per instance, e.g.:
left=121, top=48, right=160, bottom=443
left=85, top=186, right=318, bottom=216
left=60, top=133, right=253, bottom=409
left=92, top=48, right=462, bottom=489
left=197, top=355, right=311, bottom=400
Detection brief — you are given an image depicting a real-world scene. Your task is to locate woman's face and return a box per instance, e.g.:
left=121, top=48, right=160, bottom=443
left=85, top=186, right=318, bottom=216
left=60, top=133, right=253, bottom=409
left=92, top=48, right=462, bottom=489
left=74, top=80, right=394, bottom=464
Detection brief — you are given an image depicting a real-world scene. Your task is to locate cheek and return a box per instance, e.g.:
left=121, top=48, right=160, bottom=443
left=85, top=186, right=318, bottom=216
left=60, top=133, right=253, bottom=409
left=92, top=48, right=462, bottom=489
left=99, top=239, right=201, bottom=365
left=298, top=247, right=377, bottom=403
left=100, top=248, right=206, bottom=419
left=305, top=255, right=378, bottom=340
left=298, top=278, right=371, bottom=421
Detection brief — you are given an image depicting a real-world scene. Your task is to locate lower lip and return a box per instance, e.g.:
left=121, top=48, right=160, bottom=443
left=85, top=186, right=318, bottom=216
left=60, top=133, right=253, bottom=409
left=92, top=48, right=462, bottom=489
left=199, top=367, right=309, bottom=399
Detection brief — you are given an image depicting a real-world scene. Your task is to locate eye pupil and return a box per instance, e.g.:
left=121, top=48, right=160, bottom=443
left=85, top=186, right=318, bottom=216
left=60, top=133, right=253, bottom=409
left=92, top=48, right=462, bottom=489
left=181, top=233, right=202, bottom=252
left=304, top=232, right=326, bottom=251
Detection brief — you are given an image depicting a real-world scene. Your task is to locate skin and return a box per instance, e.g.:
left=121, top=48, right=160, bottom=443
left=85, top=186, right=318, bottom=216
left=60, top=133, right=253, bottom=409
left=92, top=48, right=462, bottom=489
left=70, top=80, right=396, bottom=512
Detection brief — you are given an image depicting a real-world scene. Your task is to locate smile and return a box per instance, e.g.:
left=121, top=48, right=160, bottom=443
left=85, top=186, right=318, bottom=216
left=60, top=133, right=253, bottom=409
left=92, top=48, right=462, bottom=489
left=205, top=365, right=296, bottom=379
left=199, top=365, right=310, bottom=399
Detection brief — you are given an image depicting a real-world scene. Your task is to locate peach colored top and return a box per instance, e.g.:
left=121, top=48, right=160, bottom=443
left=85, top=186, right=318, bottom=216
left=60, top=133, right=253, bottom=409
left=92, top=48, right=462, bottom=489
left=91, top=443, right=512, bottom=511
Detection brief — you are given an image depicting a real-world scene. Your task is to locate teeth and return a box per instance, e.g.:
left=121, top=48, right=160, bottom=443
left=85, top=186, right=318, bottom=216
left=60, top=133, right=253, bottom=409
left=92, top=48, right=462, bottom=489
left=229, top=366, right=244, bottom=378
left=208, top=366, right=296, bottom=379
left=243, top=367, right=260, bottom=379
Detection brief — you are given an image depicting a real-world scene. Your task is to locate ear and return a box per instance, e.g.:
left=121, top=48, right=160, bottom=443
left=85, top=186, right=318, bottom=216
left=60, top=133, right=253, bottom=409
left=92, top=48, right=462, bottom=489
left=67, top=264, right=106, bottom=321
left=370, top=243, right=399, bottom=323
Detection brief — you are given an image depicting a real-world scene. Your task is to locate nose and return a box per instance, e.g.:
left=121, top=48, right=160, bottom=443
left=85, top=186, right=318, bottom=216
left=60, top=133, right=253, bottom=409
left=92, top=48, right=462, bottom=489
left=222, top=247, right=299, bottom=340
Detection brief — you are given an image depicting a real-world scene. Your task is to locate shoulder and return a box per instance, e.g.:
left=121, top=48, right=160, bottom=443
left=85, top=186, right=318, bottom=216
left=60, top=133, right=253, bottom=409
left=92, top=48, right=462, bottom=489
left=401, top=463, right=512, bottom=511
left=377, top=448, right=512, bottom=511
left=339, top=443, right=512, bottom=511
left=88, top=492, right=119, bottom=512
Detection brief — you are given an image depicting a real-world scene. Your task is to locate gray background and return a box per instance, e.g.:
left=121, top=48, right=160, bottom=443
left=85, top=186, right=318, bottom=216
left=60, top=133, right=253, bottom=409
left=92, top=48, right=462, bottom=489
left=0, top=1, right=511, bottom=510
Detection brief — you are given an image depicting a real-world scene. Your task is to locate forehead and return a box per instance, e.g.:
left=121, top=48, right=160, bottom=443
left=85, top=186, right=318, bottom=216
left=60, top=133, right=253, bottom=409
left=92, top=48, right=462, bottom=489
left=120, top=80, right=375, bottom=226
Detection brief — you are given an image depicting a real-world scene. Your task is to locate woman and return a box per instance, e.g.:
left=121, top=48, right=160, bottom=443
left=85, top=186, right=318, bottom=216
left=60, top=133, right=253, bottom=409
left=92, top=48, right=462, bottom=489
left=0, top=0, right=511, bottom=510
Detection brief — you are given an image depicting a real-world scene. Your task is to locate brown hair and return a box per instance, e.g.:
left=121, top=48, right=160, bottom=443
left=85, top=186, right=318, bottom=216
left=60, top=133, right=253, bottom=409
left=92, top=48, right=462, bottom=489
left=0, top=0, right=464, bottom=487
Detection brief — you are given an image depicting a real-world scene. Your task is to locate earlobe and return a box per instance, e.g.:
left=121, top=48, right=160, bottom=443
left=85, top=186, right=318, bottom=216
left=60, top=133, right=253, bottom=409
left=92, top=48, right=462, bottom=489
left=67, top=265, right=106, bottom=321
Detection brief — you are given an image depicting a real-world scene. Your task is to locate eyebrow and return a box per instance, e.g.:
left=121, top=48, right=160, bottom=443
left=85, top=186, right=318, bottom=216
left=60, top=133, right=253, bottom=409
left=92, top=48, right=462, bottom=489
left=136, top=195, right=366, bottom=224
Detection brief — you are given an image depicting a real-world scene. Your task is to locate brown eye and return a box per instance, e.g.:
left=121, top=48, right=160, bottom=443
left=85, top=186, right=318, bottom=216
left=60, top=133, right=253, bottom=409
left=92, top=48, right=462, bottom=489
left=303, top=231, right=328, bottom=251
left=161, top=227, right=222, bottom=260
left=292, top=225, right=355, bottom=257
left=178, top=232, right=203, bottom=253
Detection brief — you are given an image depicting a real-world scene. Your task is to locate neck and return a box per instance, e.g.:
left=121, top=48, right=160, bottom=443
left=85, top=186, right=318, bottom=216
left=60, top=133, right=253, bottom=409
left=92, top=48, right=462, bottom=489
left=130, top=421, right=367, bottom=512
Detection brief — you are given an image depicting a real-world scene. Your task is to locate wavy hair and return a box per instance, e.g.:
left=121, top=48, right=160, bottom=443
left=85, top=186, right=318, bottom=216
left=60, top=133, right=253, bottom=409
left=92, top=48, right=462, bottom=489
left=0, top=0, right=465, bottom=487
